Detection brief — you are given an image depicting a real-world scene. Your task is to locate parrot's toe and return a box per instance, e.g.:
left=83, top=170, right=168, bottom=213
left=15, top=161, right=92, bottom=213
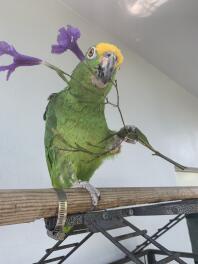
left=72, top=181, right=100, bottom=207
left=117, top=125, right=138, bottom=143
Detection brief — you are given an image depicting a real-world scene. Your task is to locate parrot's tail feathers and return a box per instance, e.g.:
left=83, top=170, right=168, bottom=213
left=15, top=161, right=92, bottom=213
left=63, top=225, right=73, bottom=233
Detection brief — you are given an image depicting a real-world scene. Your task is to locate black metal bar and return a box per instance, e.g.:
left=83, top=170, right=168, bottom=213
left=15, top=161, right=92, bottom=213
left=115, top=230, right=147, bottom=241
left=109, top=258, right=129, bottom=264
left=57, top=232, right=93, bottom=264
left=64, top=200, right=198, bottom=230
left=70, top=228, right=88, bottom=235
left=37, top=256, right=64, bottom=264
left=33, top=239, right=64, bottom=264
left=122, top=218, right=187, bottom=264
left=134, top=214, right=185, bottom=254
left=157, top=254, right=180, bottom=264
left=112, top=215, right=185, bottom=264
left=93, top=222, right=144, bottom=264
left=65, top=200, right=198, bottom=229
left=147, top=250, right=156, bottom=264
left=46, top=242, right=79, bottom=252
left=131, top=199, right=198, bottom=216
left=146, top=249, right=198, bottom=260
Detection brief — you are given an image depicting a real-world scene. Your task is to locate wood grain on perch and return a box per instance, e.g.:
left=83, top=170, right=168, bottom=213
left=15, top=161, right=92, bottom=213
left=1, top=186, right=198, bottom=226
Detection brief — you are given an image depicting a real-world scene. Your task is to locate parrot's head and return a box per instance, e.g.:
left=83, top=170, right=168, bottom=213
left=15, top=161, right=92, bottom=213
left=85, top=43, right=124, bottom=90
left=70, top=43, right=124, bottom=100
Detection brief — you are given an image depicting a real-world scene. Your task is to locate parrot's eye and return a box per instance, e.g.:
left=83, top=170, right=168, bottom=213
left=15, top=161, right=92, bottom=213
left=86, top=47, right=97, bottom=59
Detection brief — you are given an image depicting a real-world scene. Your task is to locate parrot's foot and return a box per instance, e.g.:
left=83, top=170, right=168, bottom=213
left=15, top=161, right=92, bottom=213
left=117, top=125, right=138, bottom=143
left=72, top=181, right=100, bottom=208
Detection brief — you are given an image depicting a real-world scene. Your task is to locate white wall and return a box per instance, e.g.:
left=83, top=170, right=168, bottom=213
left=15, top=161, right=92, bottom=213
left=0, top=0, right=198, bottom=263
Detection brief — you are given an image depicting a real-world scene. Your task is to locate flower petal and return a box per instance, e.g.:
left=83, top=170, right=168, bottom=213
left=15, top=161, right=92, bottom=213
left=51, top=25, right=85, bottom=61
left=0, top=64, right=16, bottom=80
left=67, top=25, right=80, bottom=41
left=14, top=53, right=42, bottom=66
left=0, top=41, right=17, bottom=56
left=0, top=41, right=42, bottom=80
left=51, top=44, right=66, bottom=54
left=57, top=27, right=69, bottom=46
left=6, top=66, right=15, bottom=81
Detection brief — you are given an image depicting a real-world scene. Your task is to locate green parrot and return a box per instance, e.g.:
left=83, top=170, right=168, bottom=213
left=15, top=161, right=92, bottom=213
left=44, top=43, right=125, bottom=203
left=43, top=42, right=185, bottom=206
left=0, top=27, right=186, bottom=240
left=42, top=41, right=185, bottom=239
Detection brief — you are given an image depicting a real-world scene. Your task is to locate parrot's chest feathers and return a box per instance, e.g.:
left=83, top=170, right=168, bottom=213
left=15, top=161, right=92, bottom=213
left=66, top=104, right=108, bottom=141
left=55, top=98, right=110, bottom=153
left=45, top=90, right=112, bottom=158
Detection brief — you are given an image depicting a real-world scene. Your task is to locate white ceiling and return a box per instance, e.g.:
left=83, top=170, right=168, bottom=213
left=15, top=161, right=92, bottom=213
left=63, top=0, right=198, bottom=97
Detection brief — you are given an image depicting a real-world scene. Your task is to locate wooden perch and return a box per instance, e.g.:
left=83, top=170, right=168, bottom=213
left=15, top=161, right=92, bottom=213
left=1, top=186, right=198, bottom=226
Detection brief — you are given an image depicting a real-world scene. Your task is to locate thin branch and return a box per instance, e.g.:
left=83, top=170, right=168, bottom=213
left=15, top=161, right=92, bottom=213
left=113, top=79, right=126, bottom=128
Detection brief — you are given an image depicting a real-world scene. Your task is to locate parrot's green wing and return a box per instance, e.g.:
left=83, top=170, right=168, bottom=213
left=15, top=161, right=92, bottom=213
left=43, top=93, right=58, bottom=121
left=44, top=91, right=79, bottom=188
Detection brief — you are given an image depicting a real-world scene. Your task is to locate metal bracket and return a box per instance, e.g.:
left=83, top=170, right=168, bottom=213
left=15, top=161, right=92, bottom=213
left=45, top=189, right=67, bottom=241
left=37, top=199, right=198, bottom=263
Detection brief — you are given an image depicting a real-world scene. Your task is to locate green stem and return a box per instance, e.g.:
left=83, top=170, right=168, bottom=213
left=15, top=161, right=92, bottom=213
left=43, top=62, right=70, bottom=85
left=138, top=138, right=186, bottom=170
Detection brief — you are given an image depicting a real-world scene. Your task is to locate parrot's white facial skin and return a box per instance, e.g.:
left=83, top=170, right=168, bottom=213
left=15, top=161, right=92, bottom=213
left=92, top=53, right=117, bottom=88
left=91, top=75, right=107, bottom=88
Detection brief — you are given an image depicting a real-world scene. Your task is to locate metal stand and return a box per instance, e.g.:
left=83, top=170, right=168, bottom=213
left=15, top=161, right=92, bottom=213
left=34, top=199, right=198, bottom=264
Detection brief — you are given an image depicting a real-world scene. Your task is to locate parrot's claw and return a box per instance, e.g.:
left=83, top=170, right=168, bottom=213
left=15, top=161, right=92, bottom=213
left=117, top=125, right=138, bottom=143
left=72, top=181, right=100, bottom=208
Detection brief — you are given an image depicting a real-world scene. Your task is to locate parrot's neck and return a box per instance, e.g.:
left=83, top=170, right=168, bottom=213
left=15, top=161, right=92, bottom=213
left=65, top=87, right=106, bottom=115
left=67, top=63, right=113, bottom=104
left=67, top=78, right=109, bottom=107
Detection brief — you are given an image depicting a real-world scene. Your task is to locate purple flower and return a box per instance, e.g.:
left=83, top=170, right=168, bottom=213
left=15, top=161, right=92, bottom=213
left=52, top=25, right=85, bottom=61
left=0, top=41, right=42, bottom=80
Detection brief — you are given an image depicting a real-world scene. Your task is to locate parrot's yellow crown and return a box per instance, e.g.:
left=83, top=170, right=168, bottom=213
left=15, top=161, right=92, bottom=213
left=96, top=43, right=124, bottom=67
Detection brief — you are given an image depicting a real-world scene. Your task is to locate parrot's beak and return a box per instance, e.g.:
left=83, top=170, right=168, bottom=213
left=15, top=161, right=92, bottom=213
left=92, top=52, right=117, bottom=88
